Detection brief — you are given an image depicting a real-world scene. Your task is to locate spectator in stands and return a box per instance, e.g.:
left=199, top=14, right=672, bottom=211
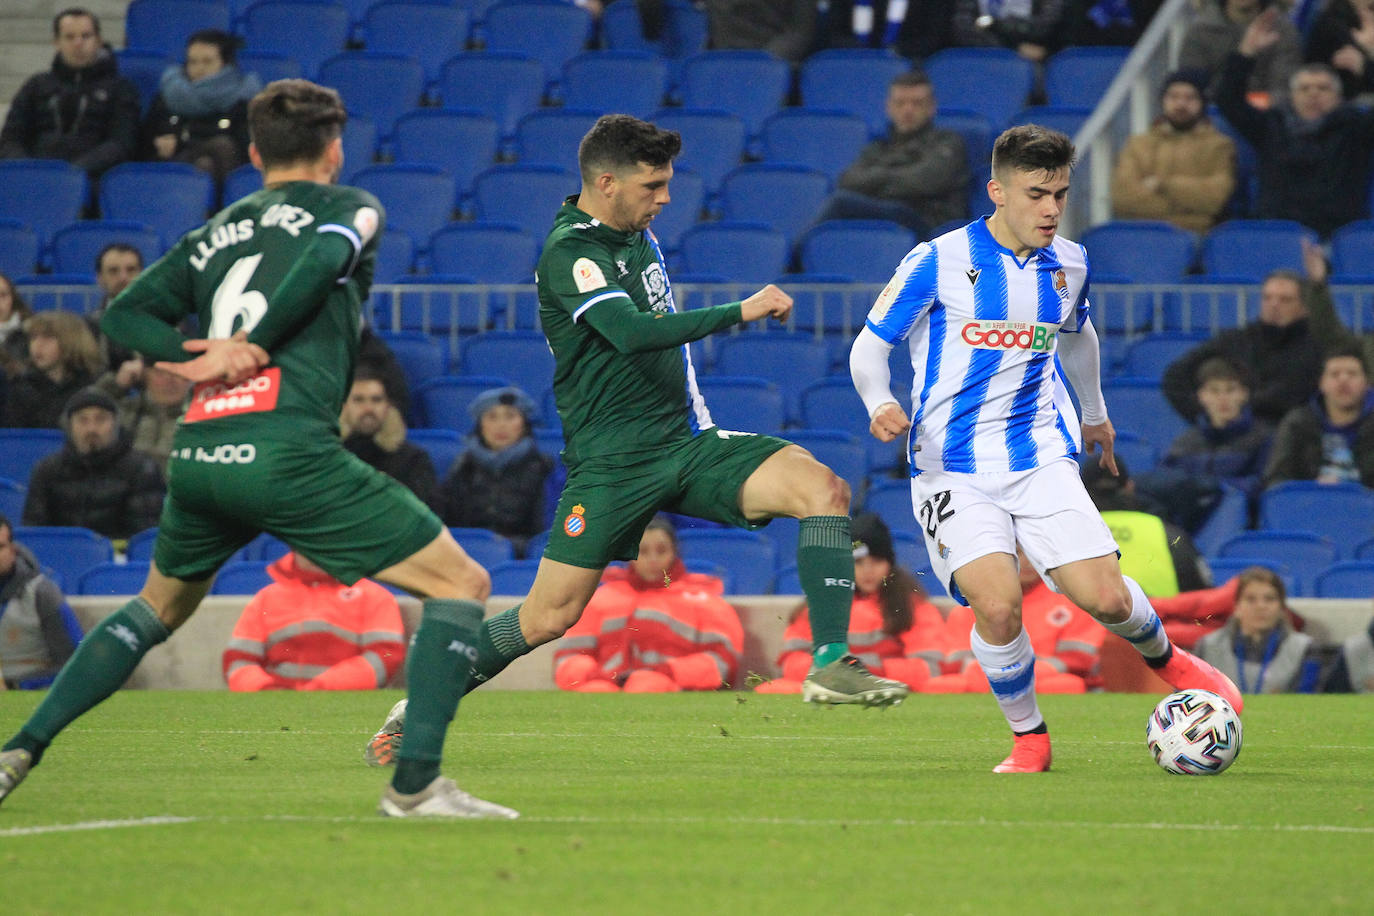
left=1110, top=69, right=1236, bottom=234
left=756, top=513, right=948, bottom=693
left=553, top=516, right=744, bottom=692
left=222, top=551, right=406, bottom=691
left=1082, top=456, right=1211, bottom=596
left=1302, top=237, right=1374, bottom=384
left=0, top=514, right=82, bottom=690
left=341, top=365, right=438, bottom=510
left=1162, top=270, right=1324, bottom=427
left=811, top=71, right=969, bottom=238
left=1070, top=0, right=1162, bottom=47
left=5, top=310, right=103, bottom=429
left=0, top=272, right=33, bottom=379
left=94, top=355, right=191, bottom=474
left=1195, top=566, right=1321, bottom=693
left=0, top=8, right=140, bottom=178
left=950, top=0, right=1074, bottom=64
left=439, top=386, right=554, bottom=556
left=703, top=0, right=818, bottom=63
left=1179, top=1, right=1301, bottom=101
left=1263, top=342, right=1374, bottom=488
left=1135, top=357, right=1273, bottom=533
left=823, top=0, right=955, bottom=59
left=144, top=30, right=260, bottom=184
left=1324, top=611, right=1374, bottom=692
left=1217, top=13, right=1374, bottom=237
left=1303, top=0, right=1374, bottom=101
left=922, top=545, right=1105, bottom=693
left=88, top=243, right=143, bottom=371
left=21, top=387, right=164, bottom=540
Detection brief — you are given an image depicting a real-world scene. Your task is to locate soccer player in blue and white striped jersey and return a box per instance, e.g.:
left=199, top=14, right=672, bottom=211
left=851, top=125, right=1243, bottom=773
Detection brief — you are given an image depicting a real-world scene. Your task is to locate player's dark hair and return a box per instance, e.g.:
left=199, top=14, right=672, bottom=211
left=1323, top=340, right=1369, bottom=376
left=248, top=79, right=347, bottom=169
left=577, top=114, right=681, bottom=184
left=1195, top=356, right=1249, bottom=390
left=95, top=242, right=143, bottom=275
left=53, top=7, right=99, bottom=37
left=185, top=28, right=241, bottom=66
left=889, top=70, right=930, bottom=91
left=991, top=124, right=1076, bottom=179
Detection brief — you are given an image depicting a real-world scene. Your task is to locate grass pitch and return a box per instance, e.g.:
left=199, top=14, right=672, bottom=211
left=1, top=690, right=1371, bottom=915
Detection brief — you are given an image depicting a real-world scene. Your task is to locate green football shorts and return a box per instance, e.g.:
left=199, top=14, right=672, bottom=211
left=153, top=439, right=443, bottom=585
left=544, top=429, right=791, bottom=569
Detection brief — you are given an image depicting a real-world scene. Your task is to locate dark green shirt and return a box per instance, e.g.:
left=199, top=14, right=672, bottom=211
left=536, top=199, right=744, bottom=463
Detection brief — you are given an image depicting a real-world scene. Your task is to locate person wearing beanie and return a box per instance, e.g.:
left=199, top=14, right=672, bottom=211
left=438, top=385, right=555, bottom=555
left=341, top=364, right=438, bottom=511
left=20, top=387, right=165, bottom=541
left=1110, top=68, right=1236, bottom=234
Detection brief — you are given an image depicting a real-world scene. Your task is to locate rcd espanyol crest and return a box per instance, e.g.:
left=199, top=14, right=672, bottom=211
left=642, top=261, right=674, bottom=312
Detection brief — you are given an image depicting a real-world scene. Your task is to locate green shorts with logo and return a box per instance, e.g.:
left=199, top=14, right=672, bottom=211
left=153, top=438, right=442, bottom=585
left=545, top=429, right=791, bottom=569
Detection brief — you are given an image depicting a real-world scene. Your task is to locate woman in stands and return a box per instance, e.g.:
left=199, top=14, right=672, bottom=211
left=144, top=29, right=260, bottom=184
left=0, top=273, right=33, bottom=380
left=4, top=310, right=102, bottom=429
left=758, top=513, right=948, bottom=693
left=1194, top=566, right=1322, bottom=693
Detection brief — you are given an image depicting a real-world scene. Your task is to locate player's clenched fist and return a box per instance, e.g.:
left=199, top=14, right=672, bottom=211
left=869, top=401, right=911, bottom=443
left=740, top=284, right=793, bottom=322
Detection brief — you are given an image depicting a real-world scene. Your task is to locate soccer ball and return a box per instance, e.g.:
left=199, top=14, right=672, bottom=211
left=1145, top=689, right=1242, bottom=775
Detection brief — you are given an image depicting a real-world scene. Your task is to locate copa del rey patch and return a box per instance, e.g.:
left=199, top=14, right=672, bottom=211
left=572, top=257, right=606, bottom=293
left=183, top=367, right=281, bottom=423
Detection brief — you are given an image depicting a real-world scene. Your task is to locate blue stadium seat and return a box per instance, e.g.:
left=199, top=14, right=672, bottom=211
left=799, top=377, right=905, bottom=474
left=600, top=0, right=707, bottom=86
left=515, top=108, right=602, bottom=175
left=393, top=109, right=499, bottom=206
left=375, top=276, right=490, bottom=333
left=1080, top=220, right=1195, bottom=283
left=1329, top=220, right=1374, bottom=276
left=11, top=274, right=100, bottom=313
left=1200, top=220, right=1317, bottom=281
left=1312, top=561, right=1374, bottom=598
left=99, top=162, right=213, bottom=248
left=489, top=558, right=541, bottom=595
left=680, top=51, right=790, bottom=142
left=674, top=528, right=776, bottom=593
left=52, top=221, right=162, bottom=277
left=646, top=169, right=704, bottom=253
left=1118, top=332, right=1209, bottom=379
left=783, top=275, right=869, bottom=366
left=0, top=429, right=64, bottom=482
left=1215, top=531, right=1339, bottom=586
left=126, top=526, right=159, bottom=561
left=78, top=561, right=151, bottom=596
left=713, top=333, right=828, bottom=423
left=0, top=160, right=88, bottom=260
left=363, top=2, right=470, bottom=87
left=696, top=376, right=784, bottom=433
left=799, top=49, right=912, bottom=137
left=1357, top=537, right=1374, bottom=560
left=437, top=52, right=545, bottom=142
left=211, top=561, right=273, bottom=595
left=933, top=108, right=994, bottom=220
left=242, top=0, right=350, bottom=79
left=112, top=50, right=171, bottom=113
left=318, top=52, right=424, bottom=140
left=341, top=116, right=379, bottom=183
left=800, top=220, right=915, bottom=283
left=774, top=564, right=802, bottom=594
left=372, top=229, right=415, bottom=283
left=1102, top=378, right=1185, bottom=443
left=239, top=532, right=289, bottom=562
left=562, top=51, right=667, bottom=118
left=1327, top=277, right=1374, bottom=333
left=237, top=51, right=302, bottom=84
left=407, top=427, right=464, bottom=475
left=1259, top=481, right=1374, bottom=547
left=760, top=109, right=870, bottom=182
left=14, top=526, right=113, bottom=586
left=459, top=331, right=555, bottom=400
left=1043, top=46, right=1129, bottom=108
left=784, top=429, right=866, bottom=491
left=0, top=219, right=39, bottom=277
left=862, top=479, right=918, bottom=537
left=413, top=375, right=509, bottom=430
left=678, top=222, right=788, bottom=285
left=375, top=330, right=447, bottom=392
left=1193, top=483, right=1251, bottom=557
left=0, top=477, right=25, bottom=522
left=472, top=165, right=579, bottom=239
left=484, top=0, right=593, bottom=93
left=1203, top=557, right=1296, bottom=595
left=429, top=222, right=538, bottom=283
left=1008, top=105, right=1092, bottom=139
left=758, top=516, right=798, bottom=571
left=353, top=164, right=456, bottom=250
left=448, top=527, right=514, bottom=566
left=651, top=108, right=747, bottom=199
left=125, top=0, right=230, bottom=57
left=925, top=48, right=1034, bottom=131
left=891, top=530, right=942, bottom=595
left=680, top=559, right=734, bottom=593
left=223, top=164, right=260, bottom=206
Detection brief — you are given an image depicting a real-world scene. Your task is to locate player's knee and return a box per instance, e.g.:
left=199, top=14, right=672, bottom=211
left=1085, top=583, right=1132, bottom=624
left=427, top=557, right=491, bottom=602
left=974, top=598, right=1022, bottom=643
left=803, top=469, right=850, bottom=516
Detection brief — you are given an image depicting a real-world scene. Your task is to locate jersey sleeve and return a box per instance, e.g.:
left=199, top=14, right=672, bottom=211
left=1060, top=244, right=1091, bottom=333
left=865, top=242, right=938, bottom=344
left=101, top=238, right=200, bottom=362
left=542, top=235, right=631, bottom=322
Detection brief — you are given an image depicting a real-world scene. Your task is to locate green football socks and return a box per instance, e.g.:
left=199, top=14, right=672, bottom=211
left=797, top=515, right=855, bottom=667
left=463, top=605, right=533, bottom=696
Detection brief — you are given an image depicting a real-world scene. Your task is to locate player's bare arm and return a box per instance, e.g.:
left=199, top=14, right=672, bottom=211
left=739, top=284, right=793, bottom=322
left=869, top=402, right=911, bottom=442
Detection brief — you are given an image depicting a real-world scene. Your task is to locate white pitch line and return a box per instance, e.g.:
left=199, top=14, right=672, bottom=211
left=0, top=816, right=197, bottom=837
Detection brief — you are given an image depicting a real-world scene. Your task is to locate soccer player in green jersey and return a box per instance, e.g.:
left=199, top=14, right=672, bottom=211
left=0, top=80, right=516, bottom=819
left=364, top=114, right=909, bottom=767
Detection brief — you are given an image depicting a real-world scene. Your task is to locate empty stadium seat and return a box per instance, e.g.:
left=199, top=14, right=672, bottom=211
left=126, top=526, right=159, bottom=561
left=363, top=2, right=470, bottom=87
left=1311, top=561, right=1374, bottom=598
left=1357, top=537, right=1374, bottom=560
left=413, top=375, right=509, bottom=430
left=1259, top=481, right=1374, bottom=546
left=800, top=220, right=915, bottom=283
left=375, top=331, right=447, bottom=393
left=429, top=222, right=538, bottom=283
left=862, top=479, right=918, bottom=537
left=1193, top=483, right=1252, bottom=558
left=933, top=108, right=993, bottom=219
left=696, top=376, right=784, bottom=433
left=52, top=221, right=162, bottom=277
left=1329, top=220, right=1374, bottom=276
left=342, top=118, right=380, bottom=185
left=99, top=162, right=213, bottom=247
left=437, top=52, right=545, bottom=141
left=318, top=52, right=424, bottom=140
left=242, top=0, right=349, bottom=79
left=1043, top=46, right=1129, bottom=108
left=651, top=108, right=747, bottom=198
left=448, top=527, right=514, bottom=567
left=600, top=0, right=707, bottom=84
left=1080, top=220, right=1196, bottom=284
left=0, top=160, right=88, bottom=259
left=407, top=427, right=465, bottom=475
left=0, top=428, right=64, bottom=482
left=678, top=222, right=788, bottom=285
left=646, top=169, right=704, bottom=253
left=784, top=429, right=867, bottom=491
left=211, top=561, right=273, bottom=595
left=377, top=276, right=491, bottom=333
left=1118, top=332, right=1208, bottom=379
left=78, top=561, right=152, bottom=596
left=1102, top=378, right=1186, bottom=444
left=1200, top=220, right=1317, bottom=281
left=1204, top=557, right=1296, bottom=595
left=799, top=377, right=905, bottom=474
left=372, top=229, right=415, bottom=283
left=799, top=49, right=913, bottom=137
left=0, top=219, right=39, bottom=277
left=459, top=331, right=555, bottom=400
left=760, top=109, right=870, bottom=182
left=489, top=559, right=541, bottom=595
left=242, top=532, right=290, bottom=562
left=353, top=164, right=457, bottom=250
left=223, top=164, right=260, bottom=205
left=125, top=0, right=230, bottom=57
left=237, top=50, right=302, bottom=84
left=14, top=526, right=113, bottom=586
left=484, top=0, right=594, bottom=92
left=472, top=165, right=579, bottom=239
left=111, top=50, right=171, bottom=113
left=515, top=108, right=602, bottom=175
left=0, top=477, right=25, bottom=523
left=1007, top=105, right=1092, bottom=139
left=680, top=51, right=790, bottom=141
left=562, top=51, right=667, bottom=118
left=1215, top=531, right=1340, bottom=587
left=674, top=529, right=775, bottom=593
left=713, top=333, right=828, bottom=423
left=925, top=48, right=1034, bottom=131
left=393, top=109, right=500, bottom=205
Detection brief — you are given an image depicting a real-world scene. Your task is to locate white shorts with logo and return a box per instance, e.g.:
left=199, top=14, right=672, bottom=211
left=909, top=457, right=1118, bottom=605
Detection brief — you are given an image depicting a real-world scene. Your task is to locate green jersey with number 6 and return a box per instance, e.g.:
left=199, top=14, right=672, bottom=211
left=104, top=180, right=382, bottom=448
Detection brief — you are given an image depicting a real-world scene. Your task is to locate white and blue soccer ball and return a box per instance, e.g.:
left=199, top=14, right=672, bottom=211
left=1146, top=689, right=1242, bottom=775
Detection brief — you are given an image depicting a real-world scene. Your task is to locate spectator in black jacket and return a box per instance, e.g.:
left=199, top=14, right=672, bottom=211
left=1264, top=342, right=1374, bottom=488
left=21, top=388, right=164, bottom=541
left=439, top=386, right=554, bottom=556
left=1217, top=9, right=1374, bottom=236
left=1303, top=0, right=1374, bottom=101
left=0, top=8, right=140, bottom=178
left=341, top=365, right=438, bottom=511
left=5, top=310, right=104, bottom=429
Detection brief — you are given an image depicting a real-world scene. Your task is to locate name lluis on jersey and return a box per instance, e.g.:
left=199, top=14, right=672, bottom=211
left=188, top=204, right=316, bottom=272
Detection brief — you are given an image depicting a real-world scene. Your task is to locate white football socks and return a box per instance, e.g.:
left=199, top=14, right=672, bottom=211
left=970, top=626, right=1044, bottom=733
left=1101, top=576, right=1172, bottom=661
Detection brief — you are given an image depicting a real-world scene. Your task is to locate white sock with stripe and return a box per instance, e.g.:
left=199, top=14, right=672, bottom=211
left=1101, top=576, right=1172, bottom=660
left=970, top=626, right=1043, bottom=733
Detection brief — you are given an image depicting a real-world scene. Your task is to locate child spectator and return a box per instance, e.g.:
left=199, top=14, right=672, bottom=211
left=1194, top=566, right=1322, bottom=693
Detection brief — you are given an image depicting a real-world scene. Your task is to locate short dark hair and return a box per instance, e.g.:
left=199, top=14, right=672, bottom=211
left=186, top=28, right=241, bottom=66
left=889, top=70, right=931, bottom=91
left=991, top=124, right=1076, bottom=179
left=577, top=114, right=682, bottom=185
left=248, top=80, right=347, bottom=169
left=1324, top=340, right=1369, bottom=376
left=95, top=242, right=143, bottom=275
left=350, top=362, right=394, bottom=402
left=53, top=7, right=99, bottom=37
left=1195, top=356, right=1249, bottom=389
